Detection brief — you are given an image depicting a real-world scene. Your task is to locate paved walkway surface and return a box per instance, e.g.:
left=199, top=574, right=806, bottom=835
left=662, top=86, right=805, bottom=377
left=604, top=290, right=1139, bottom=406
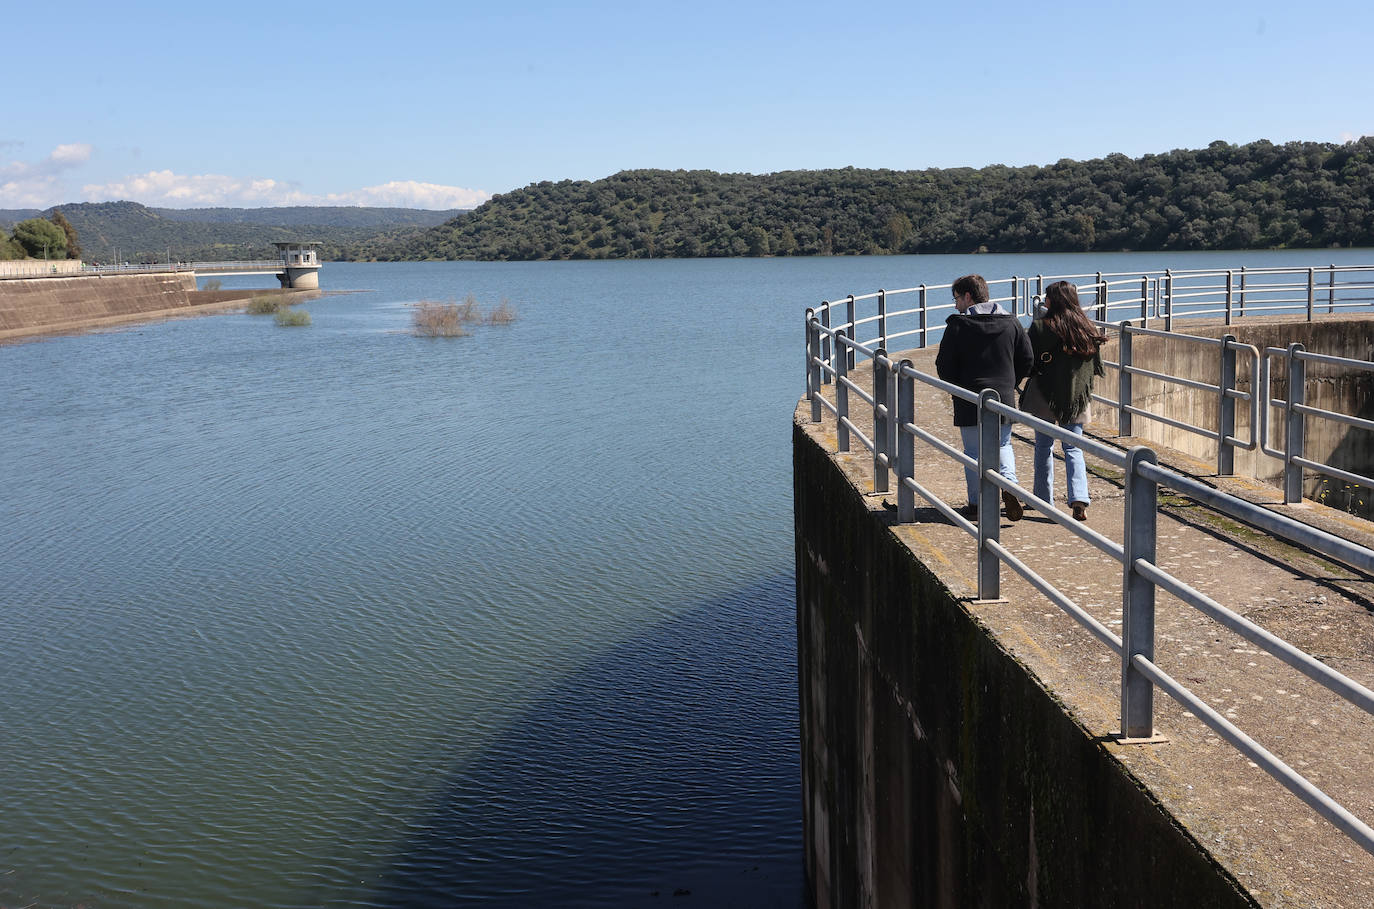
left=798, top=346, right=1374, bottom=909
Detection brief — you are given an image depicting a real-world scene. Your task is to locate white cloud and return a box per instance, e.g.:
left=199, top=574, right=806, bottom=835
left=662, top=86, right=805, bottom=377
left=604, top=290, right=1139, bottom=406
left=50, top=143, right=93, bottom=166
left=322, top=180, right=491, bottom=210
left=0, top=142, right=95, bottom=207
left=0, top=177, right=63, bottom=209
left=79, top=170, right=489, bottom=210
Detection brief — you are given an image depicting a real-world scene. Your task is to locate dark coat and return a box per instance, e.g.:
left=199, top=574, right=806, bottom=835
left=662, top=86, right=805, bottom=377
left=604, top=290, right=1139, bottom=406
left=935, top=312, right=1034, bottom=426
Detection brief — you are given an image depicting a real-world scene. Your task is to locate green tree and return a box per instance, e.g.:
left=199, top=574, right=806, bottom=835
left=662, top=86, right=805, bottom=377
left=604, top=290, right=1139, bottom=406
left=0, top=232, right=26, bottom=260
left=885, top=213, right=912, bottom=251
left=12, top=218, right=67, bottom=259
left=49, top=208, right=82, bottom=259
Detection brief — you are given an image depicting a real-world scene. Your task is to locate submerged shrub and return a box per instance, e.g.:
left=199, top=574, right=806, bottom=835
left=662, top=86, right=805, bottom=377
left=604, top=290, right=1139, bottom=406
left=487, top=298, right=518, bottom=325
left=412, top=300, right=468, bottom=337
left=274, top=306, right=311, bottom=327
left=457, top=293, right=482, bottom=324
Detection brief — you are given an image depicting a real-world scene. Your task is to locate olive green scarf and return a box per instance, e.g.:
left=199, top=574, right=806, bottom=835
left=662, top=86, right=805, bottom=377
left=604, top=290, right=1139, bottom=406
left=1026, top=319, right=1104, bottom=424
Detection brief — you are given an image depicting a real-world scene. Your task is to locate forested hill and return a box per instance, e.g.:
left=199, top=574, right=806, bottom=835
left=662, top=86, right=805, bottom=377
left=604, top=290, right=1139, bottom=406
left=0, top=202, right=463, bottom=262
left=380, top=139, right=1374, bottom=261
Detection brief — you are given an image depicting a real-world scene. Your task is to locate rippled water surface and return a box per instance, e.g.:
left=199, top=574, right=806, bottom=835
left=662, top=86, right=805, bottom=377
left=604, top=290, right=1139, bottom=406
left=3, top=251, right=1365, bottom=907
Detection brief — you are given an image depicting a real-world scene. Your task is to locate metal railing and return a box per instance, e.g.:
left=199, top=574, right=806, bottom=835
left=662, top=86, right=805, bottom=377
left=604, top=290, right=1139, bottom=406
left=811, top=265, right=1374, bottom=497
left=802, top=262, right=1374, bottom=858
left=1258, top=344, right=1374, bottom=503
left=79, top=260, right=286, bottom=275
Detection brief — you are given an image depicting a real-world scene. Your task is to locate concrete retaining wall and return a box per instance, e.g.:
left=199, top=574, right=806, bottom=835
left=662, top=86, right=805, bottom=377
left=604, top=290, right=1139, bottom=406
left=793, top=425, right=1255, bottom=908
left=0, top=272, right=199, bottom=335
left=1126, top=317, right=1374, bottom=513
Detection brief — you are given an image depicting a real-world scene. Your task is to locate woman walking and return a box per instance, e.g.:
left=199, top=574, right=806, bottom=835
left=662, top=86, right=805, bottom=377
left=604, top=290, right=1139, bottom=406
left=1020, top=281, right=1107, bottom=521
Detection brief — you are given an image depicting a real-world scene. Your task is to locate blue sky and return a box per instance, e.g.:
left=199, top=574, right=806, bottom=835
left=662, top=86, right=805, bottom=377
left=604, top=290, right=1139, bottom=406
left=4, top=0, right=1372, bottom=210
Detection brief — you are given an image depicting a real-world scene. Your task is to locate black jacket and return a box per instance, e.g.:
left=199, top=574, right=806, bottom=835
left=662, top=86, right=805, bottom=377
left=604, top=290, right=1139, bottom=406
left=935, top=312, right=1034, bottom=426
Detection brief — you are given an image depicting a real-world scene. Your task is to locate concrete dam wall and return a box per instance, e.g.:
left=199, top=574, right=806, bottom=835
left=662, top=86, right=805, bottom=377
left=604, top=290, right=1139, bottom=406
left=793, top=319, right=1374, bottom=907
left=792, top=423, right=1256, bottom=909
left=0, top=273, right=200, bottom=336
left=0, top=274, right=311, bottom=340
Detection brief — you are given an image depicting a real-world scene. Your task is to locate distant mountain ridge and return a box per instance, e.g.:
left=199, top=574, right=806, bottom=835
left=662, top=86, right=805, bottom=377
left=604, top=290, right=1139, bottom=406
left=377, top=138, right=1374, bottom=261
left=0, top=201, right=469, bottom=262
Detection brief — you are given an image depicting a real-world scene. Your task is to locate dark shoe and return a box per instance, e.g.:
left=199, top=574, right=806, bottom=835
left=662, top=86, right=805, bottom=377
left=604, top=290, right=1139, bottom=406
left=1071, top=501, right=1088, bottom=522
left=958, top=503, right=978, bottom=519
left=1002, top=491, right=1023, bottom=522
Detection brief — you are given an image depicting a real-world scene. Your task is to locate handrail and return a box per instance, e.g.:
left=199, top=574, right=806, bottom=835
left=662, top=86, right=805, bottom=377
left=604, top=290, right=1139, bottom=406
left=802, top=261, right=1374, bottom=859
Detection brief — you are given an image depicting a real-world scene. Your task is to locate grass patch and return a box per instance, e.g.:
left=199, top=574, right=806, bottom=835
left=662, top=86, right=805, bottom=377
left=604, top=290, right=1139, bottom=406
left=246, top=294, right=283, bottom=314
left=274, top=306, right=311, bottom=327
left=412, top=300, right=469, bottom=337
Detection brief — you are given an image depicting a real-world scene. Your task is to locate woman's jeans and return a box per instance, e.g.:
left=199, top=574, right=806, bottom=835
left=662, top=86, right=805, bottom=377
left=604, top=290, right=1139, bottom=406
left=1033, top=423, right=1089, bottom=506
left=959, top=423, right=1016, bottom=506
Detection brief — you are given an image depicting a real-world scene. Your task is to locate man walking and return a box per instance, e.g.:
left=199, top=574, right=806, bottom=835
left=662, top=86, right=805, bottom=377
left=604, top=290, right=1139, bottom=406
left=934, top=274, right=1033, bottom=520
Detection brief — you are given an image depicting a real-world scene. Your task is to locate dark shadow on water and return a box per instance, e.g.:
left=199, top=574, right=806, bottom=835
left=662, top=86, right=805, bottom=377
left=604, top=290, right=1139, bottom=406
left=368, top=573, right=805, bottom=908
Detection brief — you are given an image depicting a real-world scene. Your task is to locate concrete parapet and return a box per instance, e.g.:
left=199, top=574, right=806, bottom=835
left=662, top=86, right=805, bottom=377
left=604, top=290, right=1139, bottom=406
left=1126, top=315, right=1374, bottom=515
left=0, top=259, right=85, bottom=278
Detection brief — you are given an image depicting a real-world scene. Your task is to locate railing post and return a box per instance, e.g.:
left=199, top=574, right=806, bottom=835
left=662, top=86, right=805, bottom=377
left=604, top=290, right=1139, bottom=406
left=1036, top=274, right=1043, bottom=301
left=1118, top=321, right=1134, bottom=437
left=1140, top=276, right=1149, bottom=326
left=1218, top=334, right=1237, bottom=476
left=873, top=350, right=890, bottom=494
left=1307, top=268, right=1315, bottom=322
left=820, top=302, right=832, bottom=383
left=918, top=285, right=928, bottom=348
left=1122, top=446, right=1159, bottom=740
left=897, top=361, right=916, bottom=522
left=1164, top=270, right=1174, bottom=332
left=877, top=289, right=888, bottom=350
left=805, top=308, right=818, bottom=417
left=1329, top=264, right=1337, bottom=314
left=1011, top=275, right=1019, bottom=315
left=1225, top=270, right=1234, bottom=326
left=835, top=330, right=849, bottom=452
left=1238, top=265, right=1247, bottom=316
left=1285, top=342, right=1307, bottom=504
left=845, top=295, right=856, bottom=370
left=977, top=390, right=1002, bottom=602
left=1095, top=271, right=1105, bottom=321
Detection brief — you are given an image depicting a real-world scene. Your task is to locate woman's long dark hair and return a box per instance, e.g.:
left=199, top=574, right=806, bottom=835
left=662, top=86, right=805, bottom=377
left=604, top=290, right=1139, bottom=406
left=1041, top=281, right=1108, bottom=357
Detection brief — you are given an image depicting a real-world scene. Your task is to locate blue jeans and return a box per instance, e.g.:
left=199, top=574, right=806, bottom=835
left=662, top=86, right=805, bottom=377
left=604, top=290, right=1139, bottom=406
left=1033, top=423, right=1089, bottom=506
left=959, top=423, right=1017, bottom=506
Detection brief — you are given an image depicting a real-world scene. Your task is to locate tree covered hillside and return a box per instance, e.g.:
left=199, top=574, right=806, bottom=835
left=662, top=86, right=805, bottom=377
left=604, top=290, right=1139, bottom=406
left=0, top=202, right=462, bottom=263
left=382, top=139, right=1374, bottom=261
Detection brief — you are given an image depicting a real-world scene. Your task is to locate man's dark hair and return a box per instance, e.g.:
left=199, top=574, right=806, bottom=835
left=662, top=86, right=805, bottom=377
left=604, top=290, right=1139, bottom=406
left=952, top=274, right=989, bottom=304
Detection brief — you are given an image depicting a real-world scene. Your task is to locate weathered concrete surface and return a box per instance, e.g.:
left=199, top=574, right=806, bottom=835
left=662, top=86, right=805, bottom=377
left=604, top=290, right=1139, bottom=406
left=796, top=345, right=1374, bottom=908
left=0, top=274, right=317, bottom=341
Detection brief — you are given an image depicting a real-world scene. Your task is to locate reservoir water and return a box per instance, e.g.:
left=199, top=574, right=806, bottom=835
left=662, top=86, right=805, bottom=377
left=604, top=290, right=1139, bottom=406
left=3, top=250, right=1370, bottom=907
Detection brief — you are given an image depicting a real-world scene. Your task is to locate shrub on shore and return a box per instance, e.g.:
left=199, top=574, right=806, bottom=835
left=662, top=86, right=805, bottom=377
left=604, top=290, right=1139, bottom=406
left=275, top=306, right=311, bottom=327
left=246, top=294, right=282, bottom=314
